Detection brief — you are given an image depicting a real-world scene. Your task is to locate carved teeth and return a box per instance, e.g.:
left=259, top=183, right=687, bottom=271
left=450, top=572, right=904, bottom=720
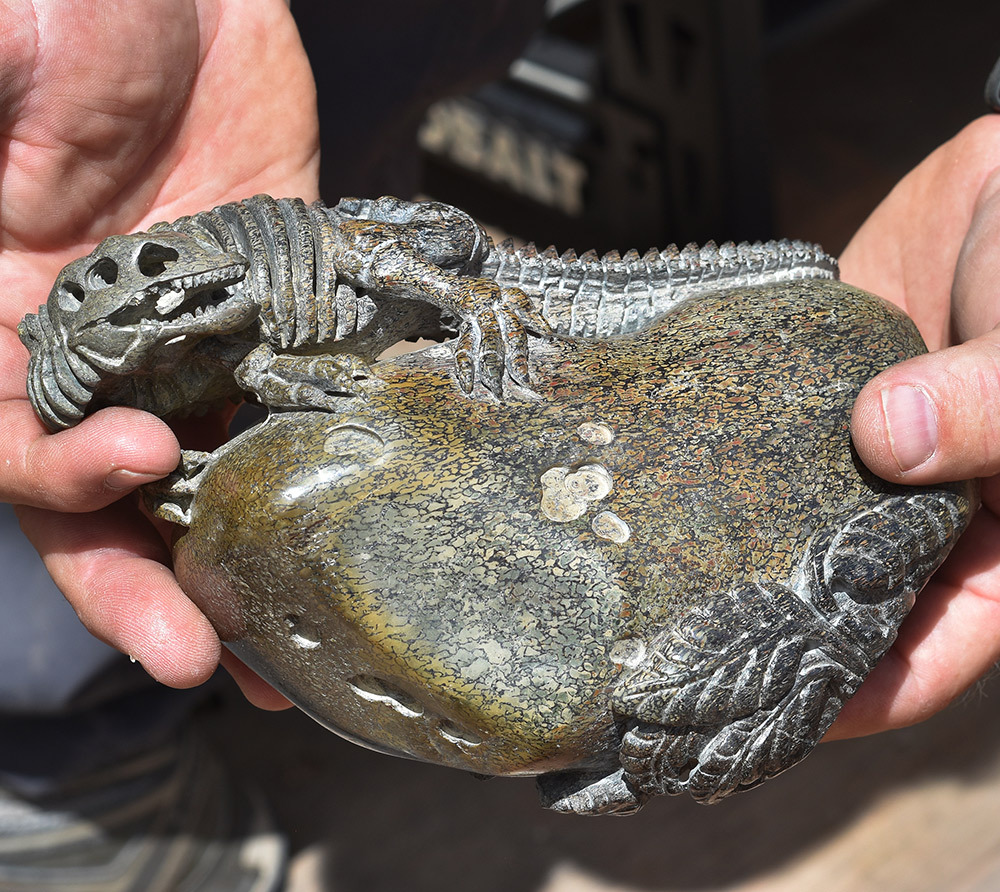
left=156, top=286, right=187, bottom=316
left=176, top=264, right=243, bottom=291
left=145, top=263, right=243, bottom=318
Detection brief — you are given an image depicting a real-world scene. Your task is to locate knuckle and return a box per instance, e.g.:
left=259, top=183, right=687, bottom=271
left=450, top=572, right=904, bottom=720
left=932, top=339, right=1000, bottom=476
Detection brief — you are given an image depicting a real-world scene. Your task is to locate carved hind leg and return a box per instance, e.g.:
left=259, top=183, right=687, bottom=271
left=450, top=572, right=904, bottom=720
left=234, top=344, right=372, bottom=412
left=538, top=486, right=976, bottom=813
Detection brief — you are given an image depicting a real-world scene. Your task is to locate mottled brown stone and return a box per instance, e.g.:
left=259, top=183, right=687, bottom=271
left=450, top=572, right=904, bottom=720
left=171, top=280, right=975, bottom=786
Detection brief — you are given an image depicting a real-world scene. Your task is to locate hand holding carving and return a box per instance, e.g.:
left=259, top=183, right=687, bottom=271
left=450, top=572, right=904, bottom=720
left=0, top=0, right=316, bottom=705
left=4, top=4, right=997, bottom=816
left=841, top=114, right=1000, bottom=738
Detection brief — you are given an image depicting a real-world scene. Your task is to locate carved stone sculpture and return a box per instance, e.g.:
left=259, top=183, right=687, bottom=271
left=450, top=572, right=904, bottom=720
left=19, top=195, right=976, bottom=814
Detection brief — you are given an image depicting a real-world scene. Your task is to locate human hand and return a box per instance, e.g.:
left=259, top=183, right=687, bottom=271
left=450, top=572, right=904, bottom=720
left=828, top=114, right=1000, bottom=738
left=0, top=0, right=318, bottom=708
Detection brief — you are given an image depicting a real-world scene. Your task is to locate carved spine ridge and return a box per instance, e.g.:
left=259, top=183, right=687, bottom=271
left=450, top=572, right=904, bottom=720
left=487, top=238, right=840, bottom=338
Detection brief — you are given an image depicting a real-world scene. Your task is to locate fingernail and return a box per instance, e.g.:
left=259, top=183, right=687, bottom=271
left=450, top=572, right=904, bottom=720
left=105, top=469, right=164, bottom=491
left=882, top=385, right=938, bottom=472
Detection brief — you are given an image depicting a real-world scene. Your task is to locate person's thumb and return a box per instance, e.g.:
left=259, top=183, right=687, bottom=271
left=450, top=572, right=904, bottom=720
left=852, top=332, right=1000, bottom=483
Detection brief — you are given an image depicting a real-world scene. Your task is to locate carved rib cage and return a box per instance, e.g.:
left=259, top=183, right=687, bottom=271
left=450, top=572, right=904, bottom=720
left=482, top=238, right=840, bottom=338
left=156, top=196, right=375, bottom=351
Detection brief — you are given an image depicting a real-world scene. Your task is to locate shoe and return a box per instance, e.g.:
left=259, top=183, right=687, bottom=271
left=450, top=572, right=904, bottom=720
left=0, top=734, right=286, bottom=891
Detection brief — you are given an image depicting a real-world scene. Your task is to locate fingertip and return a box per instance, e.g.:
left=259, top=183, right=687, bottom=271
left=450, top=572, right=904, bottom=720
left=83, top=406, right=182, bottom=475
left=220, top=651, right=294, bottom=711
left=18, top=501, right=223, bottom=691
left=851, top=337, right=1000, bottom=485
left=851, top=376, right=912, bottom=482
left=852, top=376, right=940, bottom=481
left=133, top=614, right=221, bottom=691
left=83, top=562, right=222, bottom=690
left=17, top=406, right=181, bottom=510
left=130, top=624, right=222, bottom=690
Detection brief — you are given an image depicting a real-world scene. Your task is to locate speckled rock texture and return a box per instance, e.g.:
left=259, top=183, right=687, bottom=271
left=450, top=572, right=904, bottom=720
left=165, top=280, right=976, bottom=813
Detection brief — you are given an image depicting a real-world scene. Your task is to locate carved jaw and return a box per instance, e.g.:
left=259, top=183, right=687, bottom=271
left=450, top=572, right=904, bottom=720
left=49, top=230, right=256, bottom=375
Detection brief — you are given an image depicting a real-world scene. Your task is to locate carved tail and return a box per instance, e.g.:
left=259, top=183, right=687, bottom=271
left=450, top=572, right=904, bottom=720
left=480, top=238, right=839, bottom=338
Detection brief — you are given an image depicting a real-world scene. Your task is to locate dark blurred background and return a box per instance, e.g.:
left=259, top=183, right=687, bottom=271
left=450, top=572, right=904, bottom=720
left=294, top=0, right=998, bottom=254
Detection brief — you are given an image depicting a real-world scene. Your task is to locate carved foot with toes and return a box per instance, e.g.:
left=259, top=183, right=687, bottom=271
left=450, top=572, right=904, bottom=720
left=452, top=283, right=550, bottom=396
left=234, top=344, right=372, bottom=412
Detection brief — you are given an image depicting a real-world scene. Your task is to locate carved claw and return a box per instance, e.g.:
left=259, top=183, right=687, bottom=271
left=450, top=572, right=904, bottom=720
left=456, top=306, right=505, bottom=398
left=453, top=338, right=476, bottom=394
left=141, top=449, right=215, bottom=526
left=452, top=283, right=550, bottom=397
left=234, top=343, right=371, bottom=412
left=537, top=768, right=646, bottom=816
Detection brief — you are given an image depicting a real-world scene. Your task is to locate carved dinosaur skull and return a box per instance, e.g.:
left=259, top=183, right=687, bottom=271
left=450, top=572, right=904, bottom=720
left=335, top=195, right=490, bottom=274
left=46, top=230, right=256, bottom=374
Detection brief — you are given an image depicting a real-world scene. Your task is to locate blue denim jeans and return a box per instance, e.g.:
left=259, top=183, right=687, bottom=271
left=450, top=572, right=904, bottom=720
left=0, top=503, right=201, bottom=782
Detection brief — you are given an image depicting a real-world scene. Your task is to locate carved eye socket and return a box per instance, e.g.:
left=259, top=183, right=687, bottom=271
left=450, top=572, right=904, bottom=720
left=137, top=242, right=180, bottom=277
left=57, top=280, right=86, bottom=311
left=86, top=257, right=119, bottom=288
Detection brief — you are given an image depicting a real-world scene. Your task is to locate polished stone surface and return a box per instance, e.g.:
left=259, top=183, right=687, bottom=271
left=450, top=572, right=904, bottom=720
left=168, top=280, right=975, bottom=804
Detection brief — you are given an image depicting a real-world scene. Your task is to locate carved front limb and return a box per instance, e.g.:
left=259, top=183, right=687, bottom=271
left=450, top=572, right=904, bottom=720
left=362, top=246, right=550, bottom=396
left=142, top=450, right=215, bottom=526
